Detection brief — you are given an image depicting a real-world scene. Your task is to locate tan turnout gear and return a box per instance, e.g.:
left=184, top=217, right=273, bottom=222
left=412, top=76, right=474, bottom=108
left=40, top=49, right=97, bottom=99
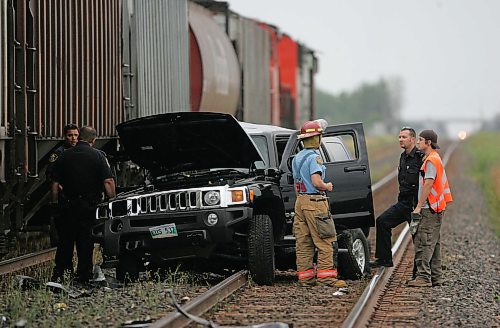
left=294, top=194, right=339, bottom=286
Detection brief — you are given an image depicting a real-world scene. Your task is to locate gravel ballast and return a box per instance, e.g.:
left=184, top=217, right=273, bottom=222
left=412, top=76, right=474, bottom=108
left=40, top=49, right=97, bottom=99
left=417, top=149, right=500, bottom=327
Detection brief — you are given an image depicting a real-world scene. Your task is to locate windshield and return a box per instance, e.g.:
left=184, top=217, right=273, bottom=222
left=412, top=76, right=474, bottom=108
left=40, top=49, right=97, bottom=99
left=250, top=135, right=269, bottom=169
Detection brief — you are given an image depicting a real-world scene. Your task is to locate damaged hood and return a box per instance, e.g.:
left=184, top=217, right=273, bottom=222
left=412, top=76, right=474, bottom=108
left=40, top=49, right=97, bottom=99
left=116, top=112, right=264, bottom=175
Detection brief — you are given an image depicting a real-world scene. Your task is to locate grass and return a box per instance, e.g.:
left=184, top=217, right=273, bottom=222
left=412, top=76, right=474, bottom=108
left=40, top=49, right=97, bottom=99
left=366, top=135, right=395, bottom=151
left=0, top=262, right=208, bottom=327
left=366, top=135, right=400, bottom=183
left=464, top=131, right=500, bottom=237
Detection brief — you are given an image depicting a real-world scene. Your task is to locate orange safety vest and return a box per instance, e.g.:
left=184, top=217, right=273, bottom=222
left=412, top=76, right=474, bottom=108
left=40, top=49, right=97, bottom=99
left=421, top=150, right=453, bottom=213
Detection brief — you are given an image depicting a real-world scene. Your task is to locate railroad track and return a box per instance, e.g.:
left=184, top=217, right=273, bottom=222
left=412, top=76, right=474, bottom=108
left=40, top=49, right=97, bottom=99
left=0, top=142, right=459, bottom=327
left=0, top=247, right=56, bottom=276
left=154, top=142, right=459, bottom=328
left=342, top=141, right=459, bottom=328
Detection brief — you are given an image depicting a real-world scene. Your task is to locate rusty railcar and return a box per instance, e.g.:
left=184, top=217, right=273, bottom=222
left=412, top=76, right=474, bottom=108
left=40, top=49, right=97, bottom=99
left=0, top=0, right=318, bottom=255
left=0, top=0, right=123, bottom=253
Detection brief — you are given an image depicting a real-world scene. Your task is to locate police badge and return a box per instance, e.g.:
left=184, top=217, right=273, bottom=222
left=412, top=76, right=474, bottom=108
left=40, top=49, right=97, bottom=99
left=316, top=156, right=323, bottom=165
left=49, top=153, right=58, bottom=162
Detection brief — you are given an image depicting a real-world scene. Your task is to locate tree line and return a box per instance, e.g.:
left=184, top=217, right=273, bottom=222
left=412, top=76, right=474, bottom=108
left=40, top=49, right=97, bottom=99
left=315, top=77, right=403, bottom=132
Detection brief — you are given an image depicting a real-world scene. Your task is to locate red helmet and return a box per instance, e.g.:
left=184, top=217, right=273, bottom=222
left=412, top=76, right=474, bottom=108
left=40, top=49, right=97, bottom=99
left=298, top=121, right=323, bottom=139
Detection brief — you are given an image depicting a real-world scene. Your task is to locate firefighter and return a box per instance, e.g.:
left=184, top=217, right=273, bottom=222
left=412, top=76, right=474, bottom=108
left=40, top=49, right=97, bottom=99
left=407, top=130, right=452, bottom=287
left=292, top=120, right=347, bottom=288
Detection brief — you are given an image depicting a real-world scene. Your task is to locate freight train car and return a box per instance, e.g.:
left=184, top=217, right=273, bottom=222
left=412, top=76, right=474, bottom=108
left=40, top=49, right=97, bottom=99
left=206, top=1, right=318, bottom=128
left=0, top=0, right=317, bottom=255
left=0, top=0, right=124, bottom=254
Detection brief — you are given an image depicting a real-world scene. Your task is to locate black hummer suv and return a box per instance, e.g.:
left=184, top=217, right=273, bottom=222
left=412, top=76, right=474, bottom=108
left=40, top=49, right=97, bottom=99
left=93, top=112, right=374, bottom=284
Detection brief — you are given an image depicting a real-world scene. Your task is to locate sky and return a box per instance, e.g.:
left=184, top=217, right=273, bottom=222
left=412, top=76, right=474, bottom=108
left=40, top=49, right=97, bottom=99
left=226, top=0, right=500, bottom=123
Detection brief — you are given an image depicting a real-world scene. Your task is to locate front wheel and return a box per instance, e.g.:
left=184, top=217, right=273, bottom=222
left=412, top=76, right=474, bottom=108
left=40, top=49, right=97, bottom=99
left=338, top=228, right=370, bottom=279
left=248, top=214, right=275, bottom=285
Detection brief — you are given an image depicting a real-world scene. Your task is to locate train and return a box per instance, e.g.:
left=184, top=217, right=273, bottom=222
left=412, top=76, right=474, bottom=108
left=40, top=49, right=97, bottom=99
left=0, top=0, right=318, bottom=254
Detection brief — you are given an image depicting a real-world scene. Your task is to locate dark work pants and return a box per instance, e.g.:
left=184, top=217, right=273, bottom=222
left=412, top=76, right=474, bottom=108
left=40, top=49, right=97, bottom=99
left=414, top=208, right=443, bottom=283
left=53, top=199, right=95, bottom=282
left=375, top=200, right=412, bottom=261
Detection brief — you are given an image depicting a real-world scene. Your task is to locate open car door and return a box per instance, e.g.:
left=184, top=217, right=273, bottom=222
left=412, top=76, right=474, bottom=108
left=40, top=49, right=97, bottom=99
left=321, top=123, right=374, bottom=232
left=279, top=122, right=374, bottom=235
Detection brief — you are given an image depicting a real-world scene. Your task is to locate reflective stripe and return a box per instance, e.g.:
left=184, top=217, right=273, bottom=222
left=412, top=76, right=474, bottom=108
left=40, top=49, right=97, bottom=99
left=297, top=269, right=315, bottom=280
left=316, top=269, right=338, bottom=278
left=430, top=194, right=445, bottom=208
left=444, top=188, right=451, bottom=194
left=430, top=188, right=438, bottom=196
left=442, top=170, right=447, bottom=185
left=305, top=128, right=322, bottom=133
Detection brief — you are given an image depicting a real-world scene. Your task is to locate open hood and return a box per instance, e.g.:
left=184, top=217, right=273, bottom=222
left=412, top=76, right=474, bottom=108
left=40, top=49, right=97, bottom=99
left=116, top=112, right=264, bottom=175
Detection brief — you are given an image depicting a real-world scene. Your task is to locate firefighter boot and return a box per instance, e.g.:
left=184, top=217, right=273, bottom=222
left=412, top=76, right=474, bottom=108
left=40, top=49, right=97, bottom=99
left=317, top=276, right=348, bottom=288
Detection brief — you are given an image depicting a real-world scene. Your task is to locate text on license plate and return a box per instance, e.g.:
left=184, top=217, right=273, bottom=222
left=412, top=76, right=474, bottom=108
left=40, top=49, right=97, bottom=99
left=149, top=223, right=178, bottom=239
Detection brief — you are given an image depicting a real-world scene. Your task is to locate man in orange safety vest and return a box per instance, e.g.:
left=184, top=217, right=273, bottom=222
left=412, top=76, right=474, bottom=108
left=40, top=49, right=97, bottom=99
left=407, top=130, right=452, bottom=287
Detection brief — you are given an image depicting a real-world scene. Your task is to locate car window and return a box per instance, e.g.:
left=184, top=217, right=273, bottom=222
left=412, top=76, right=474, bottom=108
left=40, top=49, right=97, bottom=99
left=250, top=135, right=269, bottom=169
left=275, top=135, right=290, bottom=165
left=322, top=135, right=357, bottom=162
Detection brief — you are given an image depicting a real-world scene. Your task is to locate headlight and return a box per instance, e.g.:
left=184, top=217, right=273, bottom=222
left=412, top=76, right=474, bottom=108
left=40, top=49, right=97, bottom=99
left=203, top=191, right=220, bottom=206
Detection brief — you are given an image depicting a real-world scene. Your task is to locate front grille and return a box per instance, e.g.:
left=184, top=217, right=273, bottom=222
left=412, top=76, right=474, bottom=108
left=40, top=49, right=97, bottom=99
left=120, top=187, right=223, bottom=217
left=102, top=184, right=247, bottom=220
left=135, top=191, right=200, bottom=214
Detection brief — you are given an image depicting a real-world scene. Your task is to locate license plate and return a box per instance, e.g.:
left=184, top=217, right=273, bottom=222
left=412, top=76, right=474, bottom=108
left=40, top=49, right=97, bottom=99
left=149, top=223, right=178, bottom=239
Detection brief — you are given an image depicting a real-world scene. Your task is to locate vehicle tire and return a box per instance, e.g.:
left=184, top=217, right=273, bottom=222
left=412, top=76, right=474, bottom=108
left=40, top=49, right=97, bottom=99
left=248, top=214, right=275, bottom=285
left=338, top=228, right=370, bottom=279
left=116, top=253, right=139, bottom=282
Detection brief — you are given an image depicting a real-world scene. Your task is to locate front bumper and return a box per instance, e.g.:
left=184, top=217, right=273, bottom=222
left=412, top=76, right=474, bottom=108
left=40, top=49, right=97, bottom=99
left=92, top=206, right=252, bottom=261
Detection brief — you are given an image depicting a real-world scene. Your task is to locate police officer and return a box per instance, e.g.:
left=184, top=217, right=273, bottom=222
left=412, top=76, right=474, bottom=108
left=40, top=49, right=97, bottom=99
left=292, top=120, right=347, bottom=288
left=50, top=126, right=116, bottom=283
left=47, top=124, right=79, bottom=246
left=371, top=127, right=423, bottom=267
left=47, top=123, right=79, bottom=180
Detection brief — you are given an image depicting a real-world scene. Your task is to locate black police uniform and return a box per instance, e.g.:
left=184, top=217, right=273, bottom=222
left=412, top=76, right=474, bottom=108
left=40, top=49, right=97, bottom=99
left=47, top=144, right=74, bottom=246
left=47, top=144, right=72, bottom=180
left=374, top=146, right=423, bottom=264
left=51, top=141, right=114, bottom=282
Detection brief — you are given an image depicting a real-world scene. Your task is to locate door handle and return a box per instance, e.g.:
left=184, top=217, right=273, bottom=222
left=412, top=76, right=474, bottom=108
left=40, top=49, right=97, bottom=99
left=344, top=165, right=367, bottom=172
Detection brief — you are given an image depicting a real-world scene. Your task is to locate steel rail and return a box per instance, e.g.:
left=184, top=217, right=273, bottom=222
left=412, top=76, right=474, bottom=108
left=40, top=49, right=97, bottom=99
left=342, top=141, right=459, bottom=328
left=0, top=247, right=57, bottom=276
left=150, top=270, right=248, bottom=328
